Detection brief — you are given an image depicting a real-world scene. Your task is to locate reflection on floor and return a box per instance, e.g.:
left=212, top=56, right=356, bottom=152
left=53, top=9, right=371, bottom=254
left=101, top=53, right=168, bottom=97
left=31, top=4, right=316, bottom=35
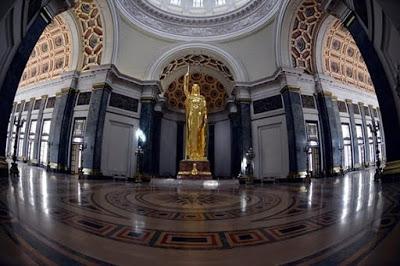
left=0, top=163, right=400, bottom=265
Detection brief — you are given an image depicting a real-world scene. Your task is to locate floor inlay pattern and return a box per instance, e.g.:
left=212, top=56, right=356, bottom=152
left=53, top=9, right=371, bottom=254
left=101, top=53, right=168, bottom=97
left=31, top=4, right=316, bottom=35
left=0, top=164, right=400, bottom=265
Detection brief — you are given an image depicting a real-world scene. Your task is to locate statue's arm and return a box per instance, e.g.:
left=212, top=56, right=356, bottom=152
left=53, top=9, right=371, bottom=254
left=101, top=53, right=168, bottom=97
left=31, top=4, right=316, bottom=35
left=203, top=99, right=208, bottom=125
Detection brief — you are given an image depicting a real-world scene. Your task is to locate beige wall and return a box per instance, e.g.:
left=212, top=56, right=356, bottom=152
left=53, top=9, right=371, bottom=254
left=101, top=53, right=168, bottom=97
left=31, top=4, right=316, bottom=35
left=114, top=13, right=278, bottom=82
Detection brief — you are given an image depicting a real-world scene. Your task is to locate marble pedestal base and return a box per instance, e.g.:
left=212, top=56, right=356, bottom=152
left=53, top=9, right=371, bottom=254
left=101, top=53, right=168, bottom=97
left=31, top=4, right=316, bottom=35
left=177, top=160, right=212, bottom=180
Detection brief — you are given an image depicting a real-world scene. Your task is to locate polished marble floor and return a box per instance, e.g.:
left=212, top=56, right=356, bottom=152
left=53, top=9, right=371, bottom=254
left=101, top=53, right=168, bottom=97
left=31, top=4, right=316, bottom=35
left=0, top=163, right=400, bottom=265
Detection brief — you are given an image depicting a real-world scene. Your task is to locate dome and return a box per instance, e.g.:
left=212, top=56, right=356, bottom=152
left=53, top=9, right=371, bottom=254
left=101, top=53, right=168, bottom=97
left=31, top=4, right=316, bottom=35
left=145, top=0, right=251, bottom=17
left=115, top=0, right=280, bottom=41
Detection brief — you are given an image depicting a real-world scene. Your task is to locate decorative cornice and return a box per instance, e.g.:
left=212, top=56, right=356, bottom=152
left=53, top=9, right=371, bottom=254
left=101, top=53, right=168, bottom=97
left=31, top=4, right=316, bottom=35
left=116, top=0, right=279, bottom=41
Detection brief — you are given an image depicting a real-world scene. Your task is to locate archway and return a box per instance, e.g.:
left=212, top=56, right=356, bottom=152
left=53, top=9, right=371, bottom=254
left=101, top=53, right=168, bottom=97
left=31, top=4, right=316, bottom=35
left=276, top=0, right=400, bottom=179
left=0, top=0, right=117, bottom=177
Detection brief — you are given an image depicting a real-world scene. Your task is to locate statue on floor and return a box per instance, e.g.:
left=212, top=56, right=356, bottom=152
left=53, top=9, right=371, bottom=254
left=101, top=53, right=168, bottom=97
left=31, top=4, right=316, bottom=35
left=177, top=66, right=212, bottom=180
left=183, top=66, right=208, bottom=160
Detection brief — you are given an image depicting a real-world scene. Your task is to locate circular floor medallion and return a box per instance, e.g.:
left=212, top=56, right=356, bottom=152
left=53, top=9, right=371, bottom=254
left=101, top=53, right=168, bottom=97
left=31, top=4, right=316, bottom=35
left=105, top=188, right=281, bottom=221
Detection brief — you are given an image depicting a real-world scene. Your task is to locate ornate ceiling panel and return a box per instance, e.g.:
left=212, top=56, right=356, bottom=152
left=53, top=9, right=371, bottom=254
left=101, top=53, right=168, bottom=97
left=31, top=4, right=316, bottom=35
left=73, top=0, right=104, bottom=71
left=19, top=0, right=105, bottom=88
left=165, top=73, right=227, bottom=113
left=290, top=0, right=324, bottom=73
left=115, top=0, right=279, bottom=41
left=323, top=20, right=374, bottom=92
left=160, top=54, right=234, bottom=82
left=19, top=16, right=72, bottom=87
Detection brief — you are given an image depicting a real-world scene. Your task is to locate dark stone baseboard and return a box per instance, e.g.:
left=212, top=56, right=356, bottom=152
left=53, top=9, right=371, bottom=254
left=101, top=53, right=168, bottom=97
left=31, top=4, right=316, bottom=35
left=379, top=174, right=400, bottom=183
left=276, top=178, right=306, bottom=183
left=0, top=168, right=9, bottom=178
left=80, top=174, right=113, bottom=180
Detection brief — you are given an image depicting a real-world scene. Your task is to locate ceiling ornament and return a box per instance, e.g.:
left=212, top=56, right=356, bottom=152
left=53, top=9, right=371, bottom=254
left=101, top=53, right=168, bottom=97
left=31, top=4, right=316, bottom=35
left=290, top=0, right=324, bottom=74
left=19, top=16, right=72, bottom=87
left=146, top=0, right=252, bottom=17
left=323, top=19, right=374, bottom=92
left=165, top=73, right=228, bottom=113
left=72, top=0, right=104, bottom=71
left=160, top=54, right=234, bottom=82
left=115, top=0, right=279, bottom=41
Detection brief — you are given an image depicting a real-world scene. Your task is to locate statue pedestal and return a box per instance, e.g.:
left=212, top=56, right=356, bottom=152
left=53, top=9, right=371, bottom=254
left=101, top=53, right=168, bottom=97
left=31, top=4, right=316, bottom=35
left=177, top=160, right=212, bottom=180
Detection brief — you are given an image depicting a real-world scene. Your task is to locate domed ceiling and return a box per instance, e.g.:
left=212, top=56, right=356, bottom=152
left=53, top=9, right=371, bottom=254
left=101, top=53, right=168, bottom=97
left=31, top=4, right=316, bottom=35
left=146, top=0, right=251, bottom=17
left=115, top=0, right=280, bottom=41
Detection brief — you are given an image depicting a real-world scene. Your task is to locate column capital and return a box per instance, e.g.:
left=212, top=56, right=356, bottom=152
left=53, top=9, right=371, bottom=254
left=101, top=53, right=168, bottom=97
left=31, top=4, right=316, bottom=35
left=318, top=90, right=333, bottom=97
left=43, top=0, right=75, bottom=19
left=92, top=82, right=112, bottom=91
left=320, top=0, right=353, bottom=23
left=56, top=87, right=79, bottom=96
left=141, top=84, right=161, bottom=102
left=345, top=99, right=353, bottom=104
left=41, top=95, right=48, bottom=99
left=331, top=96, right=338, bottom=101
left=154, top=95, right=166, bottom=112
left=233, top=86, right=251, bottom=102
left=280, top=86, right=300, bottom=94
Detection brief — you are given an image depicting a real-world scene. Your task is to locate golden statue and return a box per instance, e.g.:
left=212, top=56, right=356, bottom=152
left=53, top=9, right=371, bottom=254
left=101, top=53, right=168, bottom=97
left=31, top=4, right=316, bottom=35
left=183, top=66, right=208, bottom=161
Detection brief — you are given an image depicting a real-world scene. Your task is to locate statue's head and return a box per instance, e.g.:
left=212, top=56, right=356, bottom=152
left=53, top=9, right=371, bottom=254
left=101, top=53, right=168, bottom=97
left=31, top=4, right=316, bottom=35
left=192, top=84, right=200, bottom=95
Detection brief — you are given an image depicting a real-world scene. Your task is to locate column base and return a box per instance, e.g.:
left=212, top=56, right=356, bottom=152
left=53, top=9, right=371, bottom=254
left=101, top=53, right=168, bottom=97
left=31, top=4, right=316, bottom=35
left=177, top=160, right=212, bottom=180
left=380, top=160, right=400, bottom=182
left=48, top=162, right=69, bottom=173
left=29, top=159, right=39, bottom=166
left=0, top=157, right=9, bottom=178
left=81, top=168, right=111, bottom=179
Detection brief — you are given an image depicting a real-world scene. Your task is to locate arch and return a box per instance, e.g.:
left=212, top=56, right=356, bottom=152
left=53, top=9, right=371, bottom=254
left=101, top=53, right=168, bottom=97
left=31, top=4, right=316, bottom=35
left=18, top=15, right=74, bottom=88
left=316, top=17, right=374, bottom=93
left=275, top=0, right=327, bottom=72
left=275, top=0, right=303, bottom=69
left=165, top=72, right=228, bottom=113
left=71, top=0, right=116, bottom=71
left=146, top=43, right=249, bottom=83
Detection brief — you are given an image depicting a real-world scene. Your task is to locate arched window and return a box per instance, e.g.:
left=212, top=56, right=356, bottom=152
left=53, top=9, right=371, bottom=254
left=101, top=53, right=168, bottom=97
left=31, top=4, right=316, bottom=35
left=193, top=0, right=203, bottom=8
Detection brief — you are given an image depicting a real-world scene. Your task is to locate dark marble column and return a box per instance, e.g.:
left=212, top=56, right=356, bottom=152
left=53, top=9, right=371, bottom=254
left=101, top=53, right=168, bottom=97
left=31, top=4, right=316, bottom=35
left=176, top=121, right=185, bottom=174
left=0, top=12, right=50, bottom=177
left=358, top=102, right=370, bottom=165
left=229, top=111, right=241, bottom=177
left=139, top=100, right=156, bottom=176
left=139, top=85, right=162, bottom=176
left=229, top=101, right=252, bottom=177
left=22, top=98, right=35, bottom=161
left=332, top=96, right=344, bottom=161
left=82, top=83, right=111, bottom=178
left=239, top=102, right=253, bottom=159
left=6, top=103, right=17, bottom=156
left=48, top=88, right=78, bottom=172
left=31, top=95, right=48, bottom=165
left=281, top=87, right=307, bottom=178
left=346, top=100, right=360, bottom=169
left=15, top=100, right=25, bottom=160
left=208, top=124, right=215, bottom=174
left=368, top=105, right=378, bottom=164
left=316, top=91, right=343, bottom=175
left=376, top=107, right=386, bottom=162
